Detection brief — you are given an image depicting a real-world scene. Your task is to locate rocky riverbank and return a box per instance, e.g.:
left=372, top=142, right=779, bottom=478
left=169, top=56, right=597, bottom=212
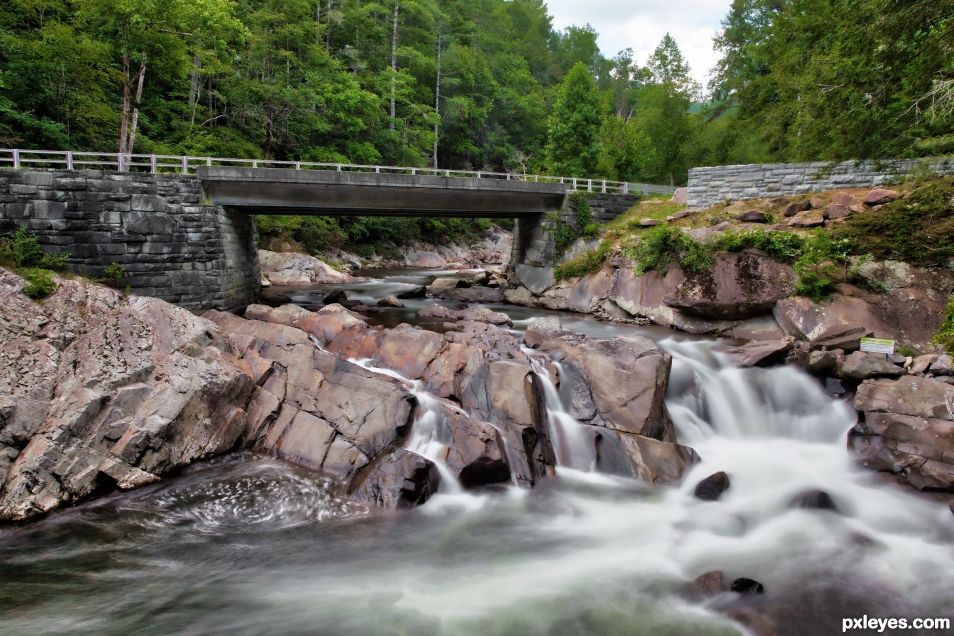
left=259, top=225, right=512, bottom=287
left=0, top=267, right=693, bottom=521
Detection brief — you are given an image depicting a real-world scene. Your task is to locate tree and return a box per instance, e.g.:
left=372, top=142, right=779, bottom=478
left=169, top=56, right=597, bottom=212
left=546, top=62, right=603, bottom=177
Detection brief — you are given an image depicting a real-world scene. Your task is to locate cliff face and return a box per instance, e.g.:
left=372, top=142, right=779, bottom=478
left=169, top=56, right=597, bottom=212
left=0, top=269, right=253, bottom=521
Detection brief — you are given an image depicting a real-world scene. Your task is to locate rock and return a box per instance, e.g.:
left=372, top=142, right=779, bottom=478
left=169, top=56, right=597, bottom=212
left=929, top=354, right=953, bottom=376
left=514, top=264, right=556, bottom=296
left=442, top=411, right=512, bottom=489
left=731, top=578, right=766, bottom=596
left=258, top=249, right=353, bottom=287
left=862, top=188, right=898, bottom=206
left=0, top=270, right=253, bottom=521
left=850, top=376, right=954, bottom=490
left=831, top=192, right=858, bottom=207
left=790, top=489, right=839, bottom=511
left=396, top=285, right=427, bottom=299
left=640, top=218, right=660, bottom=227
left=671, top=187, right=687, bottom=204
left=377, top=295, right=404, bottom=308
left=824, top=377, right=847, bottom=396
left=664, top=251, right=796, bottom=320
left=823, top=204, right=852, bottom=220
left=782, top=201, right=811, bottom=217
left=523, top=316, right=564, bottom=348
left=667, top=209, right=692, bottom=222
left=428, top=278, right=463, bottom=294
left=786, top=209, right=825, bottom=228
left=841, top=351, right=904, bottom=379
left=738, top=210, right=769, bottom=223
left=809, top=196, right=825, bottom=209
left=348, top=448, right=440, bottom=509
left=721, top=340, right=792, bottom=367
left=693, top=571, right=727, bottom=596
left=418, top=305, right=512, bottom=327
left=694, top=471, right=731, bottom=501
left=909, top=354, right=938, bottom=375
left=806, top=349, right=845, bottom=374
left=323, top=289, right=349, bottom=306
left=774, top=295, right=886, bottom=350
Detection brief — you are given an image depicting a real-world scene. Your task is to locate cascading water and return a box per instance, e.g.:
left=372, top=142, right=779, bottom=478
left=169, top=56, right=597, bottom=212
left=3, top=292, right=954, bottom=635
left=350, top=358, right=463, bottom=494
left=524, top=347, right=597, bottom=472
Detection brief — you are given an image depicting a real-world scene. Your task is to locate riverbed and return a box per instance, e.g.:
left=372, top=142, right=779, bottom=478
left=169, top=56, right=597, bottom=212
left=1, top=268, right=952, bottom=636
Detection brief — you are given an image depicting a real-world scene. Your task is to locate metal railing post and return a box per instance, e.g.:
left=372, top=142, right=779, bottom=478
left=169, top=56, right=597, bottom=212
left=295, top=162, right=301, bottom=170
left=12, top=149, right=20, bottom=169
left=118, top=153, right=125, bottom=172
left=252, top=160, right=258, bottom=168
left=622, top=183, right=629, bottom=194
left=150, top=154, right=157, bottom=174
left=601, top=179, right=606, bottom=193
left=66, top=151, right=74, bottom=171
left=587, top=178, right=593, bottom=192
left=181, top=156, right=189, bottom=173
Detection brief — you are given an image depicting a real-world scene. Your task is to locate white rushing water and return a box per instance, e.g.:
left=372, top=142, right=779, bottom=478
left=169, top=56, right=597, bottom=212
left=3, top=332, right=953, bottom=635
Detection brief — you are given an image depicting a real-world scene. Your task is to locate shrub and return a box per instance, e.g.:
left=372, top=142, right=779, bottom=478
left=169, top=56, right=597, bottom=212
left=793, top=232, right=854, bottom=301
left=554, top=242, right=610, bottom=281
left=22, top=268, right=56, bottom=299
left=103, top=262, right=125, bottom=285
left=934, top=298, right=954, bottom=355
left=0, top=227, right=69, bottom=270
left=832, top=176, right=954, bottom=267
left=711, top=229, right=805, bottom=262
left=625, top=225, right=712, bottom=275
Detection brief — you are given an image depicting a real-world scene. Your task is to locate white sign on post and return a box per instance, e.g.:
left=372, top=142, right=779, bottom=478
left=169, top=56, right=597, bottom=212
left=860, top=338, right=895, bottom=355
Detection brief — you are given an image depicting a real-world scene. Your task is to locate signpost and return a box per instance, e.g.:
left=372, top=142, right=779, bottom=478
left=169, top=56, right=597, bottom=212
left=860, top=338, right=896, bottom=355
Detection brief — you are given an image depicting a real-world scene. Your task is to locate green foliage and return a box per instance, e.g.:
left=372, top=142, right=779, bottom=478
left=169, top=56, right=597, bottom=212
left=711, top=229, right=805, bottom=262
left=625, top=225, right=712, bottom=275
left=0, top=227, right=69, bottom=270
left=22, top=268, right=56, bottom=300
left=546, top=62, right=603, bottom=177
left=832, top=177, right=954, bottom=266
left=554, top=242, right=610, bottom=281
left=548, top=193, right=600, bottom=256
left=933, top=297, right=954, bottom=355
left=103, top=262, right=125, bottom=284
left=792, top=233, right=854, bottom=301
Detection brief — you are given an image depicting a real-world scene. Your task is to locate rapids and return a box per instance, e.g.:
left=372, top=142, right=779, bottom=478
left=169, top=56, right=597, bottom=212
left=1, top=268, right=952, bottom=636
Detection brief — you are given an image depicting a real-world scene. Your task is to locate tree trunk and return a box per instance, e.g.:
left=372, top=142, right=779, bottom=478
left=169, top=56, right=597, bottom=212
left=188, top=55, right=202, bottom=129
left=389, top=1, right=399, bottom=130
left=325, top=0, right=334, bottom=50
left=126, top=60, right=147, bottom=156
left=315, top=0, right=321, bottom=42
left=433, top=34, right=442, bottom=169
left=118, top=52, right=131, bottom=157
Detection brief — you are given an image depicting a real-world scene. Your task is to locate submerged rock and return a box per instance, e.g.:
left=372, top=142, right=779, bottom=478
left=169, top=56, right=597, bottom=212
left=790, top=489, right=839, bottom=512
left=348, top=448, right=441, bottom=509
left=377, top=295, right=404, bottom=308
left=694, top=471, right=731, bottom=501
left=731, top=578, right=766, bottom=596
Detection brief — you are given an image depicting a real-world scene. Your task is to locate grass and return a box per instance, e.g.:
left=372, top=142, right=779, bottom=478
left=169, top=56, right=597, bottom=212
left=934, top=298, right=954, bottom=355
left=0, top=226, right=70, bottom=300
left=623, top=225, right=713, bottom=275
left=554, top=242, right=611, bottom=281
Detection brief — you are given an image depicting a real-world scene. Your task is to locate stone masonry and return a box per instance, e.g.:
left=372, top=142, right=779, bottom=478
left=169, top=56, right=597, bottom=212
left=510, top=192, right=639, bottom=294
left=0, top=170, right=259, bottom=311
left=687, top=157, right=954, bottom=208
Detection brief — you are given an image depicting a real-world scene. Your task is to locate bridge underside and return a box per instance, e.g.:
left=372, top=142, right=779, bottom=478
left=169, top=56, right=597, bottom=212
left=198, top=167, right=567, bottom=217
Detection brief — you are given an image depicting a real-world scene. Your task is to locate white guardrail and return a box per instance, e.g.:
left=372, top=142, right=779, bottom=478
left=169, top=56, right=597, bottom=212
left=0, top=148, right=676, bottom=196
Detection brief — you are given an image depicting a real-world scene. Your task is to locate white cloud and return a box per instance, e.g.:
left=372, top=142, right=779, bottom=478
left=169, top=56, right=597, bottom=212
left=546, top=0, right=733, bottom=86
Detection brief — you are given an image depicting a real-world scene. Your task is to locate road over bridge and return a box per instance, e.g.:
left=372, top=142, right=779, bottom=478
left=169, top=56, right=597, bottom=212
left=0, top=150, right=673, bottom=309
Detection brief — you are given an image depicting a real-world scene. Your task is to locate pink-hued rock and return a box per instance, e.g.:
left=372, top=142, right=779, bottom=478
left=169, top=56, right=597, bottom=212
left=258, top=249, right=353, bottom=287
left=862, top=188, right=899, bottom=206
left=0, top=270, right=253, bottom=521
left=851, top=376, right=954, bottom=490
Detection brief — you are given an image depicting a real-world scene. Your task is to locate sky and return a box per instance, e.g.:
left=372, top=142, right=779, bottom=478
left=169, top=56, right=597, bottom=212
left=545, top=0, right=734, bottom=86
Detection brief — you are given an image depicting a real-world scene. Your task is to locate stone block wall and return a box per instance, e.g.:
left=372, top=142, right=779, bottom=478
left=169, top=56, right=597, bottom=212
left=510, top=191, right=639, bottom=293
left=0, top=169, right=259, bottom=311
left=687, top=157, right=954, bottom=208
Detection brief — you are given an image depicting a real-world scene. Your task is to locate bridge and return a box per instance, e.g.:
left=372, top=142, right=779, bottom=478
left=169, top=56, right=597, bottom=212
left=0, top=149, right=673, bottom=309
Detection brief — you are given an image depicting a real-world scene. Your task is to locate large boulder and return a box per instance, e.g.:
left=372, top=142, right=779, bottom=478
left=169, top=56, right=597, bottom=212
left=773, top=295, right=885, bottom=350
left=0, top=270, right=253, bottom=521
left=850, top=376, right=954, bottom=490
left=258, top=249, right=353, bottom=286
left=663, top=251, right=796, bottom=320
left=840, top=351, right=904, bottom=380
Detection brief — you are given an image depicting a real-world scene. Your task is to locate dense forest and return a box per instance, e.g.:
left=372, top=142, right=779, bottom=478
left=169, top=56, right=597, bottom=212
left=1, top=0, right=951, bottom=251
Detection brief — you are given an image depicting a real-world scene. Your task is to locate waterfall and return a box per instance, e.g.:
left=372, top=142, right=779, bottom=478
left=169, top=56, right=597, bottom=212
left=523, top=347, right=597, bottom=472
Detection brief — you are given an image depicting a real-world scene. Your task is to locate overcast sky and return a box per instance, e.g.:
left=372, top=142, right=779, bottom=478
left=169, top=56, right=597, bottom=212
left=546, top=0, right=734, bottom=86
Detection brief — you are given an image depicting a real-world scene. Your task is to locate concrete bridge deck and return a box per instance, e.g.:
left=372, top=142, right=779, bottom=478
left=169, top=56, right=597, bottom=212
left=197, top=167, right=567, bottom=217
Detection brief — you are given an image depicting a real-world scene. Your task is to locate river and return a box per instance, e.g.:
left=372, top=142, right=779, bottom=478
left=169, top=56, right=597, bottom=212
left=1, top=269, right=952, bottom=636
